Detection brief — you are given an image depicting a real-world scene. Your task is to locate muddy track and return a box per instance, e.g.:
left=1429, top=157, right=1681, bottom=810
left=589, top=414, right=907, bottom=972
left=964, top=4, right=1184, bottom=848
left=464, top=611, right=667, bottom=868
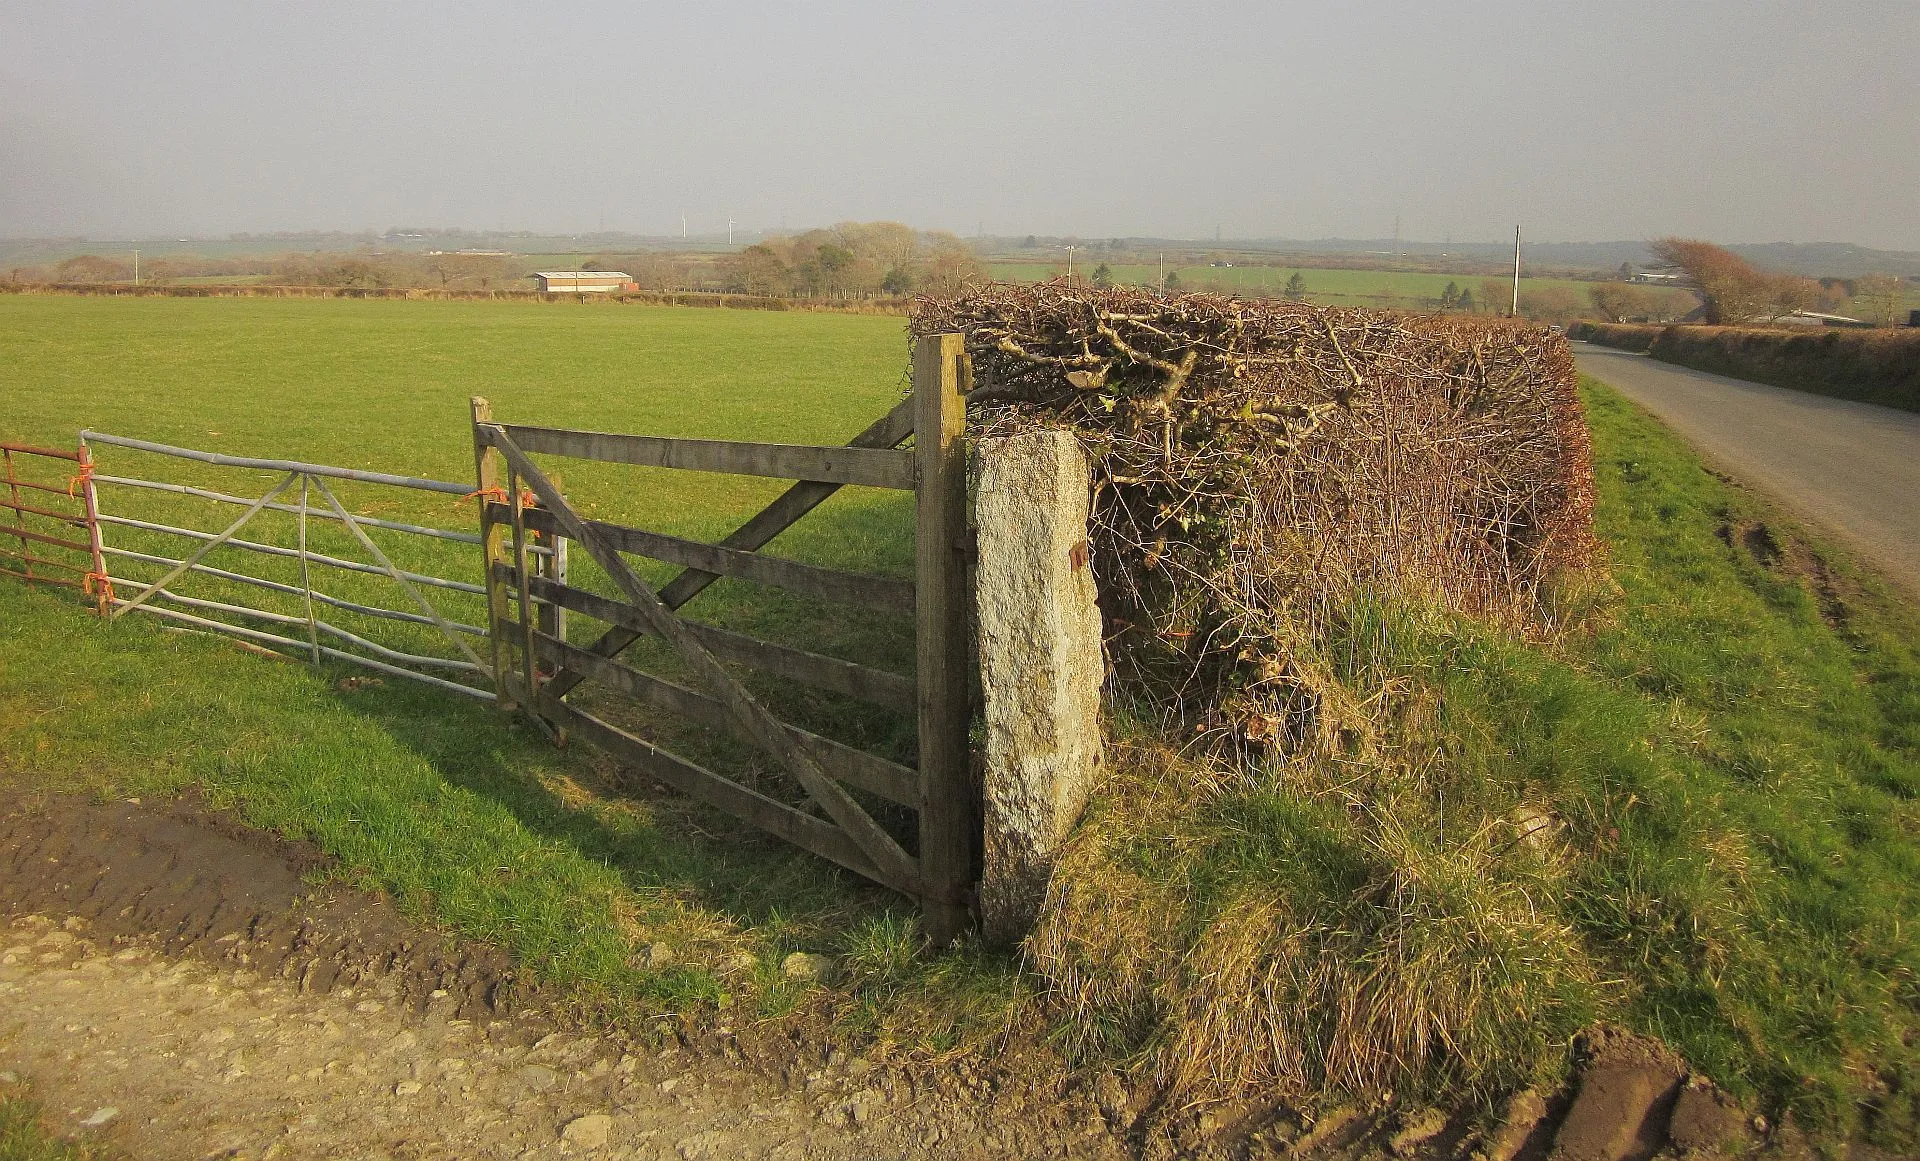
left=0, top=787, right=1138, bottom=1160
left=0, top=787, right=1830, bottom=1160
left=0, top=788, right=520, bottom=1024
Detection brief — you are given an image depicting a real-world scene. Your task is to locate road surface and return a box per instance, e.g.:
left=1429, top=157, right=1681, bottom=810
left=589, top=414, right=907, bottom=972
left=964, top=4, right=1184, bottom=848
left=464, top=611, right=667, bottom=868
left=1574, top=343, right=1920, bottom=596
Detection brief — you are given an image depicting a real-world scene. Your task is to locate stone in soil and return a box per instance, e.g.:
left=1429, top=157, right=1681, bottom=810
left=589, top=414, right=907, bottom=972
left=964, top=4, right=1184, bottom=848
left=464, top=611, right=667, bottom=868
left=1551, top=1025, right=1687, bottom=1161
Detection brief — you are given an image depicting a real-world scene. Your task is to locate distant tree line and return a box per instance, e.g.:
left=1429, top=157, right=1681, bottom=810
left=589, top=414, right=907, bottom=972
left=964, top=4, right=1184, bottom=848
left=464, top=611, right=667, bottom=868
left=720, top=222, right=986, bottom=298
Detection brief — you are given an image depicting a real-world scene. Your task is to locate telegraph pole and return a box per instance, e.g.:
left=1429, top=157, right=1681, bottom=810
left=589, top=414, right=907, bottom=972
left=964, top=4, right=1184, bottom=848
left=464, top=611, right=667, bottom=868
left=132, top=249, right=139, bottom=286
left=1511, top=226, right=1522, bottom=317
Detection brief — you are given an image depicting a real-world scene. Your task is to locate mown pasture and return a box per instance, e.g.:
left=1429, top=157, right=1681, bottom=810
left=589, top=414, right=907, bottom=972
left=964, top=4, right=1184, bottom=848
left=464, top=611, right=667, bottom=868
left=4, top=295, right=1920, bottom=1136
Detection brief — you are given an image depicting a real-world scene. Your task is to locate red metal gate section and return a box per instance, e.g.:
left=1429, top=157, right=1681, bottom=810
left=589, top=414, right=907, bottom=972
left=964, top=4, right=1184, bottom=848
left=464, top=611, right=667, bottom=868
left=0, top=440, right=108, bottom=611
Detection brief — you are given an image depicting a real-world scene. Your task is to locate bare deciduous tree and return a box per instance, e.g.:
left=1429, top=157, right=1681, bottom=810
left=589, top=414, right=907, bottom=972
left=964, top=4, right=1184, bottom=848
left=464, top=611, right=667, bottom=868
left=1854, top=273, right=1907, bottom=327
left=1649, top=237, right=1773, bottom=325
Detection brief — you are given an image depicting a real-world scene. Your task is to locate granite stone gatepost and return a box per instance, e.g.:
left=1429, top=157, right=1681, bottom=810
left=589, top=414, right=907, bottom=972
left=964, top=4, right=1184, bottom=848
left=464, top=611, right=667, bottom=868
left=972, top=430, right=1104, bottom=945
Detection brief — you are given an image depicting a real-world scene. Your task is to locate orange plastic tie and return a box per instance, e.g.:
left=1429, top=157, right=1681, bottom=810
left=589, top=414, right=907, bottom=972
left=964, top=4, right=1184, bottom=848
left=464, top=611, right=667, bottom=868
left=461, top=486, right=510, bottom=505
left=520, top=488, right=539, bottom=509
left=66, top=461, right=95, bottom=498
left=82, top=571, right=116, bottom=603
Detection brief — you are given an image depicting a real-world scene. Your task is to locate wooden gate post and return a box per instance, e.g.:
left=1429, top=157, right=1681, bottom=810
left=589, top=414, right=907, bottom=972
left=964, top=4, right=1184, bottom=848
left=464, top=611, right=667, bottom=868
left=914, top=333, right=975, bottom=944
left=471, top=396, right=516, bottom=708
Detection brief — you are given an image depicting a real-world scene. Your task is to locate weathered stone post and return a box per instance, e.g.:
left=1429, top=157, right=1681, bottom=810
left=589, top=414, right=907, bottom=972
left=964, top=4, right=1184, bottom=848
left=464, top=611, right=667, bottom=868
left=973, top=429, right=1105, bottom=946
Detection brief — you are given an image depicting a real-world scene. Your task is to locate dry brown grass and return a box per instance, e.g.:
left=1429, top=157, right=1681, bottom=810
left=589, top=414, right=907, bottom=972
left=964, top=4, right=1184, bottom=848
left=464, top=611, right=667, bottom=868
left=1027, top=729, right=1602, bottom=1111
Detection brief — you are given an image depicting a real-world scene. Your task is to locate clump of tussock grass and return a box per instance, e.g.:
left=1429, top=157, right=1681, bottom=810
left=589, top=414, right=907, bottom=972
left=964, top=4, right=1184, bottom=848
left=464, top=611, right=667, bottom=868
left=1030, top=619, right=1608, bottom=1111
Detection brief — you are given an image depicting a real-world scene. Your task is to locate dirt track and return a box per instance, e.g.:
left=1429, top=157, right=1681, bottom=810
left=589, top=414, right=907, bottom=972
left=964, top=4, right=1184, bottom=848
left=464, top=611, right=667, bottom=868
left=1574, top=344, right=1920, bottom=596
left=0, top=790, right=1128, bottom=1160
left=0, top=789, right=1807, bottom=1160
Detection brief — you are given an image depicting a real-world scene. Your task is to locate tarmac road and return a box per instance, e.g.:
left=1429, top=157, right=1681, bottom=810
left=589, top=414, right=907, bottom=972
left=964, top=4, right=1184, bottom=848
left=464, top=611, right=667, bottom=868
left=1574, top=343, right=1920, bottom=596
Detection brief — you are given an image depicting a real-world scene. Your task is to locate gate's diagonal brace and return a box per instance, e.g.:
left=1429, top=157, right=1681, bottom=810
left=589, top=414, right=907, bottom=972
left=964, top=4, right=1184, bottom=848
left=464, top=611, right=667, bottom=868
left=484, top=424, right=921, bottom=895
left=541, top=397, right=916, bottom=701
left=307, top=475, right=488, bottom=672
left=111, top=472, right=299, bottom=619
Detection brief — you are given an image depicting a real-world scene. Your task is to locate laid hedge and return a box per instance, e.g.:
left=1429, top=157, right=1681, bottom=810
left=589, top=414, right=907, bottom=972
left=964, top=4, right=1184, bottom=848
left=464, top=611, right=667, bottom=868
left=1566, top=321, right=1661, bottom=352
left=914, top=285, right=1594, bottom=746
left=1572, top=321, right=1920, bottom=412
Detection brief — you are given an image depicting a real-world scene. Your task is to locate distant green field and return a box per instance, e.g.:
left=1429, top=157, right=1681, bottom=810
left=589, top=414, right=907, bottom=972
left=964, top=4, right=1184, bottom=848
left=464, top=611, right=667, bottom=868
left=985, top=260, right=1677, bottom=312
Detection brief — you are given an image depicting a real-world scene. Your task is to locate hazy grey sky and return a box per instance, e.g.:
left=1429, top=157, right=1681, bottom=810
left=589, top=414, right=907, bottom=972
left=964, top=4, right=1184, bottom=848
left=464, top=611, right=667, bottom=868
left=3, top=2, right=1916, bottom=247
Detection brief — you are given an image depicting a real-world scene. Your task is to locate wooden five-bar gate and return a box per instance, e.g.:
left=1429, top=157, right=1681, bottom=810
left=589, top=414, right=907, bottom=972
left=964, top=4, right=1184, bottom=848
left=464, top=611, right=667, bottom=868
left=470, top=335, right=975, bottom=941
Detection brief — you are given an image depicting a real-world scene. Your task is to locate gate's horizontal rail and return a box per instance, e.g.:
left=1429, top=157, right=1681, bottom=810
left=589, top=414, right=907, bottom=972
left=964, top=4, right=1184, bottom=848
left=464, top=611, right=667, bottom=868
left=0, top=476, right=85, bottom=497
left=114, top=599, right=494, bottom=700
left=97, top=513, right=486, bottom=595
left=0, top=441, right=82, bottom=461
left=533, top=632, right=918, bottom=806
left=81, top=431, right=473, bottom=496
left=483, top=424, right=916, bottom=491
left=532, top=692, right=905, bottom=890
left=1, top=496, right=88, bottom=525
left=102, top=544, right=488, bottom=635
left=0, top=551, right=86, bottom=576
left=539, top=397, right=917, bottom=704
left=510, top=571, right=915, bottom=713
left=490, top=503, right=913, bottom=614
left=0, top=562, right=83, bottom=588
left=95, top=473, right=492, bottom=548
left=0, top=523, right=92, bottom=554
left=114, top=580, right=488, bottom=675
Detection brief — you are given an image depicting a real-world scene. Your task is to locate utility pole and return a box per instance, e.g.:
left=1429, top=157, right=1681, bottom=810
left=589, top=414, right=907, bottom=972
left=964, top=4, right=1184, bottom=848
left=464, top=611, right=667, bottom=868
left=727, top=218, right=734, bottom=246
left=1157, top=250, right=1164, bottom=290
left=681, top=213, right=687, bottom=241
left=132, top=249, right=139, bottom=286
left=1511, top=225, right=1522, bottom=317
left=1065, top=245, right=1076, bottom=288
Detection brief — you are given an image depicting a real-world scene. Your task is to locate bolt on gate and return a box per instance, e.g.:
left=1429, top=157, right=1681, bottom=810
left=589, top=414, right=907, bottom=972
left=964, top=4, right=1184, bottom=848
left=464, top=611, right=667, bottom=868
left=471, top=334, right=975, bottom=941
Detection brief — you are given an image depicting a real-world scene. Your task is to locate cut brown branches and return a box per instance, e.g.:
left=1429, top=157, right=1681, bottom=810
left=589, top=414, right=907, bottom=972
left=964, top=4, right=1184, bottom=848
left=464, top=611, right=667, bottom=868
left=913, top=282, right=1595, bottom=747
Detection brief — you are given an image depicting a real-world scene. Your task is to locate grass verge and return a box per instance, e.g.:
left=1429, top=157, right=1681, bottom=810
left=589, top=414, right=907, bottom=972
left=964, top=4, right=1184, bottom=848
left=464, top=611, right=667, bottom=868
left=1031, top=377, right=1920, bottom=1143
left=0, top=1085, right=117, bottom=1161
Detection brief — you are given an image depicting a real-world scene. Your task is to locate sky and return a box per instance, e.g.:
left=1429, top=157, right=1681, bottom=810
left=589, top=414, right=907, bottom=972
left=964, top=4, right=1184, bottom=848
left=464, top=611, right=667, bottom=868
left=2, top=1, right=1916, bottom=248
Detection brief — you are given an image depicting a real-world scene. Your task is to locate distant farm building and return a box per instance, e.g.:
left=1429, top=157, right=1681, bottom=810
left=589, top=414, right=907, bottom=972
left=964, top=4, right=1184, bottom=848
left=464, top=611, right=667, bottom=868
left=532, top=271, right=636, bottom=293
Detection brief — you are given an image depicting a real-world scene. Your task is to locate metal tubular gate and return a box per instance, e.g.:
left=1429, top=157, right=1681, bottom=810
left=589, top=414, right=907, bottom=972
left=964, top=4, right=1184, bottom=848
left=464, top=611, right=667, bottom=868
left=0, top=440, right=109, bottom=610
left=78, top=430, right=524, bottom=700
left=470, top=334, right=976, bottom=940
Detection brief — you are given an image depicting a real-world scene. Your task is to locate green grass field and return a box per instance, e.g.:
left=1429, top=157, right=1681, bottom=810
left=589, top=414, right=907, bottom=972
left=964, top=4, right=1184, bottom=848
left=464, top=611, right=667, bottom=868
left=983, top=260, right=1639, bottom=311
left=0, top=294, right=996, bottom=1040
left=3, top=295, right=1919, bottom=1137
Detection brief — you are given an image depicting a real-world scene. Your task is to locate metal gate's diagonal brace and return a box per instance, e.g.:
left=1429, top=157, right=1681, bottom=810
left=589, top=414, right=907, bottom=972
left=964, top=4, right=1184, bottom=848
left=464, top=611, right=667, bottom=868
left=484, top=424, right=921, bottom=894
left=111, top=471, right=299, bottom=619
left=307, top=475, right=488, bottom=672
left=541, top=396, right=916, bottom=701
